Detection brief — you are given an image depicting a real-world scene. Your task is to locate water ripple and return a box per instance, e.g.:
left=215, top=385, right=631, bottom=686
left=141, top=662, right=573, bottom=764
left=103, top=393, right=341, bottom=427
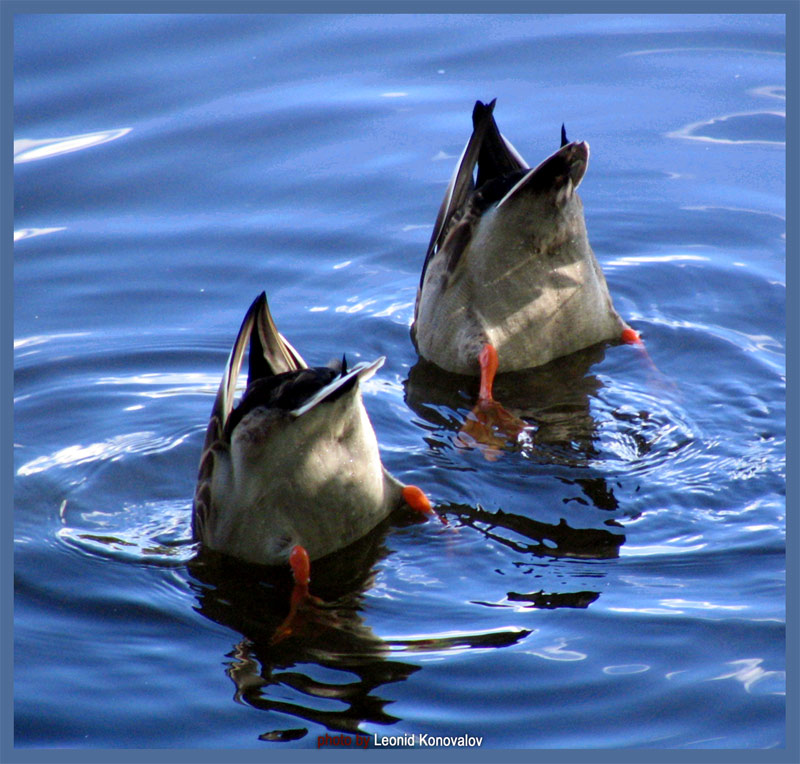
left=56, top=499, right=196, bottom=566
left=14, top=226, right=67, bottom=242
left=667, top=111, right=785, bottom=146
left=14, top=127, right=132, bottom=163
left=17, top=429, right=196, bottom=476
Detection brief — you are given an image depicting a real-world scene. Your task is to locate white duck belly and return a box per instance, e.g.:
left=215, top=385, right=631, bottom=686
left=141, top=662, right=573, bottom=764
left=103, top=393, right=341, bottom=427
left=204, top=393, right=398, bottom=565
left=192, top=292, right=430, bottom=570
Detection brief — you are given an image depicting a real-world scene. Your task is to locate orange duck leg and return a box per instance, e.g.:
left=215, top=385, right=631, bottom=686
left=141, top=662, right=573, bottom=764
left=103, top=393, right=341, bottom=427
left=456, top=344, right=528, bottom=460
left=271, top=545, right=322, bottom=644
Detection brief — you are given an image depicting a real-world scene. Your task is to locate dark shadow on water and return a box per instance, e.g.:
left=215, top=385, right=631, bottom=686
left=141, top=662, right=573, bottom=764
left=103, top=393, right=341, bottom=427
left=405, top=342, right=609, bottom=463
left=505, top=589, right=600, bottom=609
left=405, top=343, right=635, bottom=515
left=445, top=502, right=625, bottom=560
left=187, top=520, right=412, bottom=739
left=443, top=502, right=623, bottom=614
left=187, top=517, right=531, bottom=741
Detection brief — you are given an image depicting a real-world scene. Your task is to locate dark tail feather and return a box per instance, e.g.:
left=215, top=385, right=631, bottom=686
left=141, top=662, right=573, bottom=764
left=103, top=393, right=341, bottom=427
left=561, top=124, right=568, bottom=147
left=473, top=99, right=524, bottom=187
left=246, top=292, right=306, bottom=385
left=247, top=293, right=273, bottom=384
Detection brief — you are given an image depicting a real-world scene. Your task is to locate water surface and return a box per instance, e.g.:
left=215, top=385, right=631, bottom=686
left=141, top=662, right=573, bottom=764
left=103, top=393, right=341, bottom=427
left=13, top=12, right=786, bottom=751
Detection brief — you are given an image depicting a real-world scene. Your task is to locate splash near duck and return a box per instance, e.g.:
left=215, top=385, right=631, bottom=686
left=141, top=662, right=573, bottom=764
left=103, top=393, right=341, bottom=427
left=412, top=99, right=638, bottom=378
left=193, top=292, right=432, bottom=606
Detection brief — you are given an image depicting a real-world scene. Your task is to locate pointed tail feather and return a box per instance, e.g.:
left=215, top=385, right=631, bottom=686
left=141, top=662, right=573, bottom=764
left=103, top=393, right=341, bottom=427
left=249, top=291, right=307, bottom=381
left=290, top=356, right=385, bottom=418
left=474, top=99, right=527, bottom=187
left=420, top=99, right=528, bottom=289
left=423, top=100, right=496, bottom=274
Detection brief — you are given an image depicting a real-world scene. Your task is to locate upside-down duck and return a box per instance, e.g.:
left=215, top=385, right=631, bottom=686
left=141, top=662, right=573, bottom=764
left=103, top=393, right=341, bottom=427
left=193, top=292, right=432, bottom=632
left=411, top=100, right=640, bottom=450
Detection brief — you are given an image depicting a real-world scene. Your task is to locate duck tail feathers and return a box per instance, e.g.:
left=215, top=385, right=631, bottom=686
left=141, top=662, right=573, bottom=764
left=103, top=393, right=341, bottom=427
left=249, top=292, right=307, bottom=383
left=205, top=292, right=309, bottom=448
left=204, top=293, right=261, bottom=451
left=473, top=99, right=527, bottom=187
left=421, top=100, right=497, bottom=285
left=420, top=99, right=529, bottom=290
left=290, top=356, right=385, bottom=418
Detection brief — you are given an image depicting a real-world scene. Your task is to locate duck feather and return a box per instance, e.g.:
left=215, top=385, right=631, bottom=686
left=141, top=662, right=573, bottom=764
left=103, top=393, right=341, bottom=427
left=193, top=293, right=407, bottom=565
left=411, top=99, right=629, bottom=375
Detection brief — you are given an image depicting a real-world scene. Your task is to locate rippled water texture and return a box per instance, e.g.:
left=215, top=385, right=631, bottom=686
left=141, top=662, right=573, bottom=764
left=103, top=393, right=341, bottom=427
left=13, top=12, right=786, bottom=751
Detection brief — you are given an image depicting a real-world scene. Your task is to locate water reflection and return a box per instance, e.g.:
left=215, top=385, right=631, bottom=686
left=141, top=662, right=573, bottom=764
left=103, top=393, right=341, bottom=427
left=188, top=523, right=412, bottom=737
left=56, top=499, right=195, bottom=565
left=506, top=590, right=600, bottom=609
left=448, top=502, right=625, bottom=560
left=405, top=339, right=690, bottom=509
left=14, top=226, right=67, bottom=242
left=405, top=342, right=640, bottom=515
left=405, top=343, right=611, bottom=465
left=17, top=430, right=193, bottom=476
left=13, top=127, right=132, bottom=163
left=188, top=520, right=530, bottom=739
left=667, top=111, right=785, bottom=146
left=710, top=658, right=785, bottom=696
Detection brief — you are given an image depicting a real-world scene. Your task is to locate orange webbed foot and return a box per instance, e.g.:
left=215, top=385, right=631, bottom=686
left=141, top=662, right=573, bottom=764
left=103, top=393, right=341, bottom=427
left=271, top=545, right=322, bottom=644
left=403, top=484, right=446, bottom=525
left=455, top=344, right=528, bottom=460
left=621, top=327, right=642, bottom=346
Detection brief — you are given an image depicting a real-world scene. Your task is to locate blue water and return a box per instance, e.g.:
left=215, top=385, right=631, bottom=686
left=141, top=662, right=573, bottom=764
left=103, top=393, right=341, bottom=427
left=13, top=13, right=786, bottom=751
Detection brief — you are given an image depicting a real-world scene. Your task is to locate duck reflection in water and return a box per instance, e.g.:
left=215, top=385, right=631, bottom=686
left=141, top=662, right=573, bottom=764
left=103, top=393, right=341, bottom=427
left=188, top=519, right=530, bottom=741
left=447, top=502, right=625, bottom=561
left=405, top=343, right=628, bottom=596
left=406, top=341, right=613, bottom=463
left=446, top=501, right=623, bottom=612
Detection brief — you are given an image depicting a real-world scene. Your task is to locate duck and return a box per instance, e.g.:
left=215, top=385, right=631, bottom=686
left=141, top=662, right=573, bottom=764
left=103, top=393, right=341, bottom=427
left=411, top=99, right=639, bottom=399
left=193, top=292, right=433, bottom=594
